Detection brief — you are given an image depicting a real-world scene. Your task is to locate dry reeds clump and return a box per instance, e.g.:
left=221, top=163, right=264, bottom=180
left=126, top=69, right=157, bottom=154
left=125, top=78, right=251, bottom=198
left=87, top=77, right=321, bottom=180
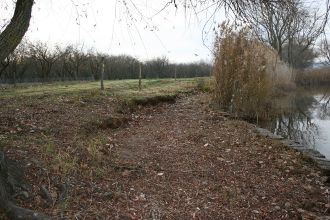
left=212, top=23, right=272, bottom=119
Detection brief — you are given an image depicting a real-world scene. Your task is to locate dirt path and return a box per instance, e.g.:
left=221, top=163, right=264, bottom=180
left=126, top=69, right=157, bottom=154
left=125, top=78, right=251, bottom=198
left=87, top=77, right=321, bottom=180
left=76, top=93, right=329, bottom=219
left=1, top=92, right=330, bottom=219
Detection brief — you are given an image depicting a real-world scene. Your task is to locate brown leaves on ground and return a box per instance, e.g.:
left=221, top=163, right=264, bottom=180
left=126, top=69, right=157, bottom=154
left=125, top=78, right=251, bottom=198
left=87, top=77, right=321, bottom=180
left=0, top=92, right=329, bottom=219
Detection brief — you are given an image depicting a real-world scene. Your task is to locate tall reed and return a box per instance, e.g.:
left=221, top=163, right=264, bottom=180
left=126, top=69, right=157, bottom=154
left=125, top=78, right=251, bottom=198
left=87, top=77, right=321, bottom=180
left=212, top=23, right=293, bottom=120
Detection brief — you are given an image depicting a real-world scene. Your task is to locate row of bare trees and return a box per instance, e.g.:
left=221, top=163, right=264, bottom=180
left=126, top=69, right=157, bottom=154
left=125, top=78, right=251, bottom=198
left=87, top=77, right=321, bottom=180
left=0, top=41, right=211, bottom=84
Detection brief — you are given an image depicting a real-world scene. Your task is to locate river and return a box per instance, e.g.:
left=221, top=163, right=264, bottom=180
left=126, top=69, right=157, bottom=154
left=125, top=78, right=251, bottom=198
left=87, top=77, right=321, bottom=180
left=260, top=89, right=330, bottom=158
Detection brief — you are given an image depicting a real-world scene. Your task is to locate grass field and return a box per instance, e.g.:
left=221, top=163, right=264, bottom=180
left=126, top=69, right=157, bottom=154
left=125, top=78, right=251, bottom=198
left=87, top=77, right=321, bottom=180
left=0, top=78, right=208, bottom=99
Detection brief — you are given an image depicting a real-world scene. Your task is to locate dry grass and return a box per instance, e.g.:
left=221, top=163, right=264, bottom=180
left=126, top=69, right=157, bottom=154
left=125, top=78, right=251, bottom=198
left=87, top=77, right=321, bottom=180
left=212, top=23, right=270, bottom=119
left=0, top=78, right=201, bottom=99
left=212, top=22, right=294, bottom=120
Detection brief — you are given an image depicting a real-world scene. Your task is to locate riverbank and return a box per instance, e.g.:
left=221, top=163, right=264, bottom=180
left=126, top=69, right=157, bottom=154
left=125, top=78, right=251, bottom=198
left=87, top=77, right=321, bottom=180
left=0, top=83, right=330, bottom=219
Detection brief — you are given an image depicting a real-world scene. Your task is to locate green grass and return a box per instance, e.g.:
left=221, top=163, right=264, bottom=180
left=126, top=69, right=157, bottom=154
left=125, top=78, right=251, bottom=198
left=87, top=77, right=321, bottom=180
left=0, top=78, right=207, bottom=99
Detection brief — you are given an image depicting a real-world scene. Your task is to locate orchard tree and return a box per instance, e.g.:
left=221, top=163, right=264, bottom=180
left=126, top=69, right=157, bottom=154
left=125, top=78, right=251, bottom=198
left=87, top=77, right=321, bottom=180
left=3, top=40, right=29, bottom=84
left=69, top=45, right=87, bottom=80
left=87, top=49, right=103, bottom=81
left=29, top=41, right=61, bottom=82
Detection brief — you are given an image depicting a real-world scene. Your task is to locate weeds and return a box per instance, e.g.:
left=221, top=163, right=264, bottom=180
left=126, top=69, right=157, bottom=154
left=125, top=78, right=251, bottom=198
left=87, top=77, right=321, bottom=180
left=85, top=135, right=109, bottom=166
left=196, top=78, right=212, bottom=92
left=80, top=119, right=101, bottom=135
left=99, top=116, right=129, bottom=129
left=52, top=152, right=78, bottom=175
left=116, top=94, right=177, bottom=113
left=44, top=141, right=55, bottom=155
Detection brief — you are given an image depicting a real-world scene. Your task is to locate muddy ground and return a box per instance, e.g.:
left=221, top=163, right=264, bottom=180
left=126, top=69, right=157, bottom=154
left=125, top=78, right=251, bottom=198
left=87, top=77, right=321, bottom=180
left=0, top=92, right=329, bottom=219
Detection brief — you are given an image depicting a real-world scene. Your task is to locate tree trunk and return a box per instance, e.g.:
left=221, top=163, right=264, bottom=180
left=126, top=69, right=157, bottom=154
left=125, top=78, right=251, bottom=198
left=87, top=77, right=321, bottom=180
left=0, top=1, right=48, bottom=219
left=0, top=152, right=49, bottom=220
left=0, top=0, right=34, bottom=62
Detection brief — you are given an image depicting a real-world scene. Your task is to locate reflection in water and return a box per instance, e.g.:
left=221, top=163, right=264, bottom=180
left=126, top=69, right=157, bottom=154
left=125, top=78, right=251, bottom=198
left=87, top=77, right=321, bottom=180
left=260, top=91, right=330, bottom=158
left=317, top=95, right=330, bottom=120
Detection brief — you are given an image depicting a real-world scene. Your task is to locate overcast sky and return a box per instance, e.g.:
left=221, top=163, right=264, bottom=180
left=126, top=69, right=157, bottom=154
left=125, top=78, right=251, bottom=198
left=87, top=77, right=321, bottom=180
left=18, top=0, right=230, bottom=63
left=1, top=0, right=327, bottom=63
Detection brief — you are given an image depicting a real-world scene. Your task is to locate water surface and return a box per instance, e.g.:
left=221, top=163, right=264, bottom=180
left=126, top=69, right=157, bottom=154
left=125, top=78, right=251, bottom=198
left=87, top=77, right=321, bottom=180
left=260, top=89, right=330, bottom=158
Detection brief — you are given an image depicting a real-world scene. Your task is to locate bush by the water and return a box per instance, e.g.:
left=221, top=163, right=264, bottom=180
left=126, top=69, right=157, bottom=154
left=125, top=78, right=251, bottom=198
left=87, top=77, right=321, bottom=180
left=212, top=23, right=293, bottom=120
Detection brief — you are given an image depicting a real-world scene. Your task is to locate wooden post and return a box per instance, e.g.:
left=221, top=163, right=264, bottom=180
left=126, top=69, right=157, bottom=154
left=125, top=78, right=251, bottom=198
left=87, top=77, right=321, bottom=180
left=100, top=57, right=105, bottom=90
left=138, top=62, right=142, bottom=91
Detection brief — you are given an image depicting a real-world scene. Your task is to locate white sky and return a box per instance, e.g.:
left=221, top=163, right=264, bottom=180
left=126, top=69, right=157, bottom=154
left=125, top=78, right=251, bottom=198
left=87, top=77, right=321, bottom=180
left=1, top=0, right=327, bottom=63
left=23, top=0, right=230, bottom=63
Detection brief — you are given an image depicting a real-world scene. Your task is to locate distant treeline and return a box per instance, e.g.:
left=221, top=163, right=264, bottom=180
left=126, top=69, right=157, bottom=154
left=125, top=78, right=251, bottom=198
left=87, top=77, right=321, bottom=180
left=0, top=41, right=211, bottom=84
left=295, top=67, right=330, bottom=87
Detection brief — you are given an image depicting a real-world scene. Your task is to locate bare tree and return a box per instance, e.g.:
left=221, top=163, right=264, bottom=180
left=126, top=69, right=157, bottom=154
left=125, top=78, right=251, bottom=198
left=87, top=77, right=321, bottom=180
left=52, top=45, right=68, bottom=81
left=87, top=49, right=103, bottom=81
left=61, top=45, right=76, bottom=80
left=286, top=4, right=327, bottom=67
left=4, top=40, right=29, bottom=84
left=245, top=3, right=296, bottom=58
left=69, top=44, right=87, bottom=80
left=0, top=54, right=28, bottom=83
left=245, top=0, right=327, bottom=67
left=29, top=41, right=60, bottom=82
left=144, top=56, right=169, bottom=78
left=320, top=36, right=330, bottom=65
left=49, top=44, right=87, bottom=81
left=282, top=42, right=317, bottom=68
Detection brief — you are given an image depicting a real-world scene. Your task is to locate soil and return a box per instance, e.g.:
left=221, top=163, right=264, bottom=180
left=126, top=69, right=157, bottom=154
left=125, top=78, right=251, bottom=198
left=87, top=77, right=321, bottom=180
left=0, top=92, right=330, bottom=219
